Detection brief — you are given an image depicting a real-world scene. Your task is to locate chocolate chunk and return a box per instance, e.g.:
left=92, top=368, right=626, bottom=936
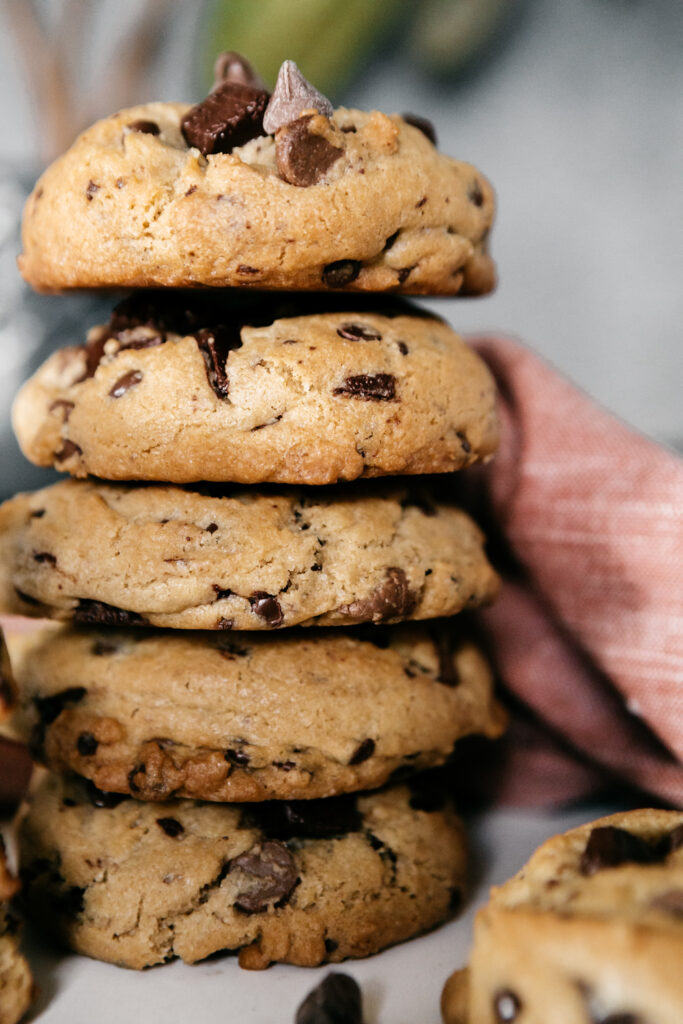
left=213, top=585, right=233, bottom=601
left=349, top=739, right=375, bottom=765
left=650, top=889, right=683, bottom=916
left=212, top=51, right=267, bottom=92
left=384, top=230, right=400, bottom=251
left=322, top=260, right=362, bottom=287
left=76, top=732, right=98, bottom=756
left=274, top=760, right=296, bottom=771
left=73, top=600, right=147, bottom=627
left=296, top=972, right=363, bottom=1024
left=85, top=780, right=127, bottom=808
left=323, top=938, right=338, bottom=953
left=127, top=119, right=160, bottom=135
left=85, top=180, right=100, bottom=200
left=205, top=523, right=219, bottom=534
left=338, top=567, right=417, bottom=624
left=467, top=179, right=484, bottom=207
left=194, top=326, right=241, bottom=398
left=216, top=618, right=234, bottom=630
left=181, top=81, right=269, bottom=156
left=156, top=817, right=185, bottom=838
left=249, top=795, right=361, bottom=841
left=249, top=592, right=284, bottom=627
left=237, top=265, right=260, bottom=275
left=493, top=989, right=521, bottom=1022
left=230, top=840, right=298, bottom=913
left=336, top=323, right=382, bottom=342
left=580, top=826, right=658, bottom=876
left=397, top=267, right=413, bottom=284
left=263, top=60, right=333, bottom=135
left=225, top=748, right=250, bottom=766
left=333, top=373, right=396, bottom=401
left=432, top=630, right=460, bottom=687
left=55, top=440, right=82, bottom=462
left=456, top=430, right=472, bottom=454
left=275, top=115, right=342, bottom=187
left=397, top=341, right=409, bottom=355
left=109, top=369, right=143, bottom=398
left=30, top=509, right=45, bottom=518
left=217, top=639, right=250, bottom=658
left=91, top=640, right=118, bottom=656
left=34, top=687, right=87, bottom=725
left=402, top=113, right=437, bottom=146
left=33, top=551, right=56, bottom=565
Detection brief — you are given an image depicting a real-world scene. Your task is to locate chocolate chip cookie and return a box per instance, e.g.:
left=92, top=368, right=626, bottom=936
left=20, top=772, right=468, bottom=969
left=19, top=61, right=494, bottom=295
left=13, top=292, right=498, bottom=484
left=441, top=809, right=683, bottom=1024
left=9, top=621, right=505, bottom=802
left=0, top=479, right=499, bottom=630
left=0, top=839, right=33, bottom=1024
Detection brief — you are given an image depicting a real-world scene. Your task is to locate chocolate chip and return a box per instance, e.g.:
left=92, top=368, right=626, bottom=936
left=91, top=640, right=117, bottom=656
left=397, top=267, right=414, bottom=284
left=76, top=732, right=98, bottom=756
left=33, top=551, right=56, bottom=565
left=580, top=826, right=659, bottom=876
left=275, top=115, right=343, bottom=187
left=397, top=341, right=409, bottom=355
left=156, top=817, right=185, bottom=838
left=217, top=639, right=250, bottom=658
left=225, top=748, right=250, bottom=766
left=493, top=989, right=521, bottom=1022
left=126, top=119, right=160, bottom=135
left=216, top=617, right=234, bottom=630
left=85, top=780, right=126, bottom=808
left=349, top=739, right=375, bottom=765
left=336, top=323, right=382, bottom=342
left=432, top=630, right=460, bottom=687
left=73, top=600, right=147, bottom=627
left=415, top=196, right=427, bottom=209
left=263, top=60, right=333, bottom=134
left=109, top=369, right=143, bottom=398
left=456, top=430, right=472, bottom=453
left=85, top=180, right=100, bottom=200
left=251, top=415, right=283, bottom=431
left=338, top=567, right=417, bottom=624
left=333, top=373, right=396, bottom=401
left=274, top=760, right=296, bottom=771
left=250, top=795, right=361, bottom=841
left=181, top=81, right=269, bottom=156
left=237, top=265, right=261, bottom=275
left=213, top=585, right=233, bottom=601
left=30, top=509, right=45, bottom=518
left=402, top=112, right=437, bottom=146
left=55, top=440, right=82, bottom=462
left=194, top=326, right=241, bottom=398
left=212, top=51, right=267, bottom=92
left=230, top=840, right=298, bottom=914
left=384, top=230, right=400, bottom=251
left=34, top=687, right=87, bottom=725
left=295, top=972, right=362, bottom=1024
left=324, top=938, right=338, bottom=953
left=650, top=889, right=683, bottom=916
left=322, top=260, right=362, bottom=287
left=249, top=592, right=284, bottom=627
left=467, top=180, right=484, bottom=207
left=205, top=523, right=219, bottom=534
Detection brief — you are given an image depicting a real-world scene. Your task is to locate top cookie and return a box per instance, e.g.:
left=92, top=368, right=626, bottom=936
left=19, top=60, right=495, bottom=295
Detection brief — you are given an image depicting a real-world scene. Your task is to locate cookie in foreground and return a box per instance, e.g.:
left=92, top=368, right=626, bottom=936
left=20, top=772, right=468, bottom=970
left=441, top=808, right=683, bottom=1024
left=0, top=839, right=34, bottom=1024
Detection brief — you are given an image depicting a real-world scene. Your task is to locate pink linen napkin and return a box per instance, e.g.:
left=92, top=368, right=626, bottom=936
left=469, top=336, right=683, bottom=806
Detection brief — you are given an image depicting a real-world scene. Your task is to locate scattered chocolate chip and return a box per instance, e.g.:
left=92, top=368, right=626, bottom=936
left=30, top=509, right=45, bottom=518
left=85, top=180, right=100, bottom=200
left=109, top=369, right=143, bottom=398
left=415, top=196, right=427, bottom=209
left=324, top=938, right=338, bottom=953
left=126, top=119, right=160, bottom=135
left=397, top=266, right=414, bottom=284
left=338, top=567, right=417, bottom=624
left=456, top=430, right=472, bottom=453
left=73, top=600, right=147, bottom=627
left=251, top=415, right=283, bottom=431
left=467, top=180, right=484, bottom=207
left=580, top=826, right=659, bottom=876
left=181, top=81, right=269, bottom=156
left=217, top=639, right=250, bottom=658
left=336, top=323, right=382, bottom=342
left=402, top=113, right=437, bottom=146
left=225, top=748, right=250, bottom=766
left=295, top=972, right=363, bottom=1024
left=237, top=264, right=261, bottom=275
left=91, top=640, right=118, bottom=656
left=275, top=114, right=343, bottom=187
left=274, top=760, right=296, bottom=771
left=86, top=780, right=127, bottom=808
left=34, top=687, right=87, bottom=725
left=230, top=840, right=298, bottom=914
left=33, top=551, right=56, bottom=565
left=195, top=326, right=241, bottom=398
left=263, top=59, right=333, bottom=135
left=384, top=230, right=400, bottom=251
left=205, top=522, right=219, bottom=533
left=216, top=617, right=234, bottom=630
left=432, top=630, right=460, bottom=687
left=212, top=51, right=267, bottom=92
left=156, top=817, right=185, bottom=838
left=397, top=341, right=409, bottom=355
left=213, top=585, right=233, bottom=601
left=250, top=795, right=361, bottom=841
left=322, top=260, right=362, bottom=288
left=250, top=592, right=284, bottom=627
left=76, top=732, right=98, bottom=756
left=340, top=125, right=357, bottom=134
left=349, top=739, right=375, bottom=765
left=650, top=889, right=683, bottom=916
left=493, top=989, right=521, bottom=1022
left=185, top=185, right=198, bottom=196
left=55, top=440, right=82, bottom=462
left=333, top=373, right=396, bottom=401
left=116, top=177, right=125, bottom=188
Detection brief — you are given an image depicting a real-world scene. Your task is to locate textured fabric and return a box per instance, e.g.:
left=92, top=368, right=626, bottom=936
left=471, top=336, right=683, bottom=806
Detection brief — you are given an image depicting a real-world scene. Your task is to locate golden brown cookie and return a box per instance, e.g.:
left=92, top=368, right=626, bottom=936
left=0, top=839, right=33, bottom=1024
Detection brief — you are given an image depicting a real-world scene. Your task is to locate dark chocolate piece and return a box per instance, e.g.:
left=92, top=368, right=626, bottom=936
left=263, top=60, right=333, bottom=135
left=181, top=81, right=269, bottom=156
left=336, top=323, right=382, bottom=342
left=194, top=326, right=240, bottom=398
left=73, top=600, right=147, bottom=627
left=109, top=369, right=143, bottom=398
left=467, top=179, right=484, bottom=207
left=580, top=826, right=659, bottom=876
left=249, top=592, right=284, bottom=627
left=225, top=748, right=250, bottom=766
left=336, top=567, right=417, bottom=623
left=33, top=552, right=56, bottom=565
left=212, top=51, right=266, bottom=92
left=76, top=732, right=98, bottom=756
left=86, top=780, right=126, bottom=808
left=349, top=739, right=375, bottom=765
left=126, top=119, right=160, bottom=135
left=85, top=180, right=100, bottom=200
left=275, top=115, right=342, bottom=186
left=55, top=440, right=82, bottom=462
left=230, top=840, right=298, bottom=913
left=296, top=972, right=363, bottom=1024
left=402, top=112, right=437, bottom=146
left=333, top=373, right=396, bottom=401
left=322, top=260, right=362, bottom=287
left=156, top=817, right=185, bottom=838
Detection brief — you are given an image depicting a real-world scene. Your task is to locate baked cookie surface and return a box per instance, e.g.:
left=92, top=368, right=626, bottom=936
left=10, top=622, right=506, bottom=802
left=20, top=773, right=468, bottom=969
left=12, top=293, right=498, bottom=485
left=0, top=479, right=499, bottom=630
left=0, top=840, right=33, bottom=1024
left=442, top=809, right=683, bottom=1024
left=19, top=101, right=494, bottom=295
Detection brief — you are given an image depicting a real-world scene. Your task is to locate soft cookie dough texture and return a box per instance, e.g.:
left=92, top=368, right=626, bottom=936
left=20, top=773, right=468, bottom=970
left=12, top=298, right=499, bottom=485
left=441, top=809, right=683, bottom=1024
left=10, top=623, right=506, bottom=802
left=19, top=103, right=495, bottom=294
left=0, top=479, right=499, bottom=630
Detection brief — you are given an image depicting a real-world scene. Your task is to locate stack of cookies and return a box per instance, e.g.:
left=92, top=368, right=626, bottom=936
left=1, top=54, right=505, bottom=970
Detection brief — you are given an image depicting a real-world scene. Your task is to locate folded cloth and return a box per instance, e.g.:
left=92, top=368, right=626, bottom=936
left=469, top=336, right=683, bottom=807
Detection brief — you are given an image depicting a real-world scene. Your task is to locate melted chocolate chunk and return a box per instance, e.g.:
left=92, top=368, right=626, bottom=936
left=275, top=115, right=343, bottom=187
left=322, top=260, right=362, bottom=288
left=338, top=567, right=417, bottom=624
left=73, top=600, right=147, bottom=627
left=263, top=60, right=333, bottom=135
left=402, top=112, right=437, bottom=146
left=181, top=81, right=269, bottom=156
left=467, top=179, right=484, bottom=207
left=76, top=732, right=98, bottom=756
left=212, top=51, right=267, bottom=92
left=249, top=592, right=284, bottom=627
left=230, top=840, right=298, bottom=914
left=349, top=739, right=375, bottom=765
left=194, top=326, right=240, bottom=398
left=336, top=323, right=382, bottom=342
left=34, top=687, right=87, bottom=725
left=250, top=794, right=361, bottom=841
left=580, top=826, right=666, bottom=876
left=296, top=972, right=363, bottom=1024
left=33, top=551, right=56, bottom=565
left=55, top=440, right=82, bottom=462
left=493, top=989, right=522, bottom=1022
left=156, top=817, right=185, bottom=838
left=109, top=369, right=143, bottom=398
left=86, top=781, right=126, bottom=808
left=127, top=119, right=160, bottom=135
left=225, top=748, right=250, bottom=766
left=333, top=373, right=396, bottom=401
